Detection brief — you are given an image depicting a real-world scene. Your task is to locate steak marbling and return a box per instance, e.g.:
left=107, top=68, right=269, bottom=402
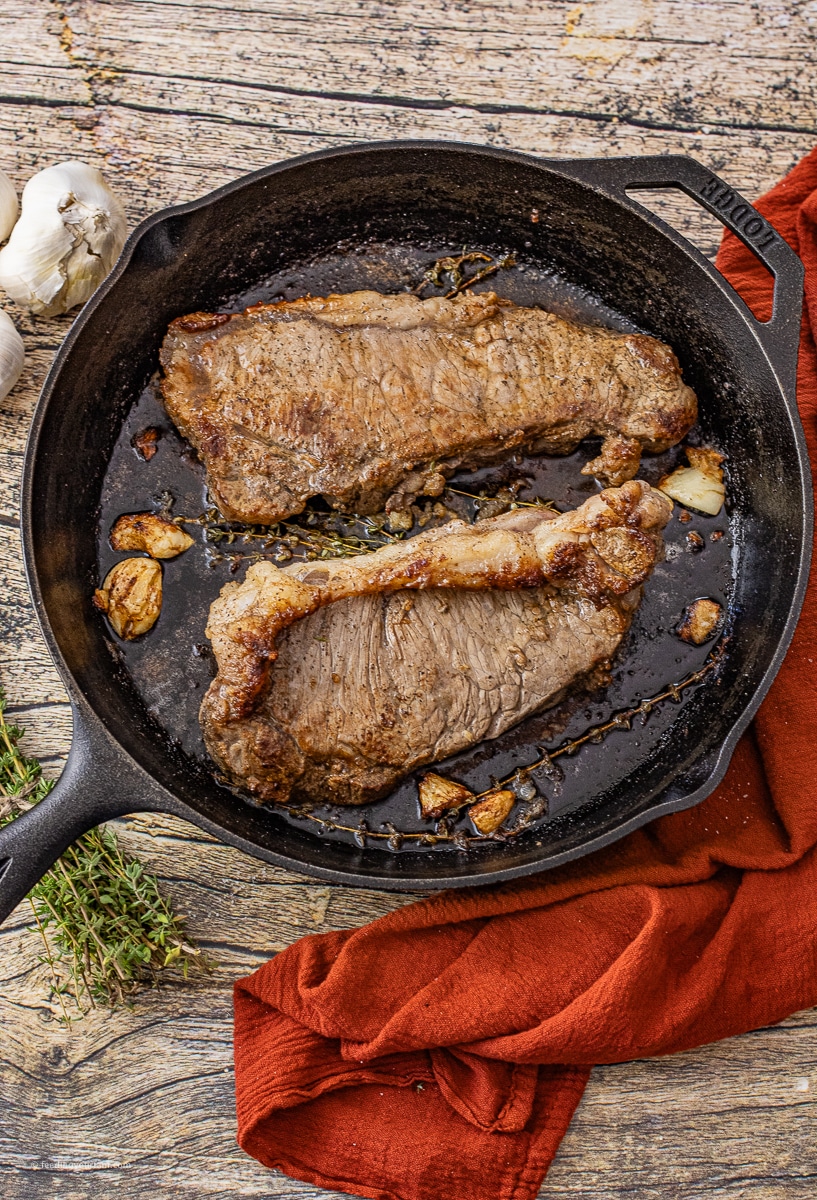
left=160, top=290, right=696, bottom=523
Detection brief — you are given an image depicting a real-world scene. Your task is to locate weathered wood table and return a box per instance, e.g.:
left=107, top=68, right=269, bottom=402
left=1, top=1, right=816, bottom=1196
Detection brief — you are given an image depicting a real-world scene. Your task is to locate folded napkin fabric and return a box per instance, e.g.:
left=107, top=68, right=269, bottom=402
left=234, top=148, right=817, bottom=1200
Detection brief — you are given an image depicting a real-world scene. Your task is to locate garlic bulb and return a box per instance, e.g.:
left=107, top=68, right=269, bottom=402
left=0, top=308, right=24, bottom=401
left=0, top=169, right=18, bottom=244
left=0, top=162, right=127, bottom=316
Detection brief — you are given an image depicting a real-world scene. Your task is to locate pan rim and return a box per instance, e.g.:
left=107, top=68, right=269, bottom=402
left=20, top=140, right=814, bottom=890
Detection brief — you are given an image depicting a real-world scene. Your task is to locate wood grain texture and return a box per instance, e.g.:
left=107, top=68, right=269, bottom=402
left=0, top=1, right=815, bottom=1197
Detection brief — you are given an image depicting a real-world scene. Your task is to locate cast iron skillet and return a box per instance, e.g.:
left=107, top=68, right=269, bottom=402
left=0, top=142, right=811, bottom=923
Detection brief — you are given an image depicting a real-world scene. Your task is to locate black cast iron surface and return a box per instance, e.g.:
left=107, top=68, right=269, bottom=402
left=97, top=261, right=732, bottom=855
left=0, top=142, right=810, bottom=919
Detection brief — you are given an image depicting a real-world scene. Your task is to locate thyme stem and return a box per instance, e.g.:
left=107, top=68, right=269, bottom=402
left=0, top=690, right=212, bottom=1018
left=281, top=641, right=726, bottom=846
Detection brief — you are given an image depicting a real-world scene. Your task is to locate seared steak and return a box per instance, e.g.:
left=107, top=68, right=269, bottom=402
left=201, top=481, right=672, bottom=806
left=160, top=290, right=696, bottom=524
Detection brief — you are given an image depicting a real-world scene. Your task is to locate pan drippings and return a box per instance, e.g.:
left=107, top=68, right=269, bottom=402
left=96, top=243, right=734, bottom=856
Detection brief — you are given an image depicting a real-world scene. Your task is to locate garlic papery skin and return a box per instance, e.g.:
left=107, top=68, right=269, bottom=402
left=0, top=308, right=24, bottom=401
left=0, top=170, right=18, bottom=244
left=0, top=162, right=127, bottom=316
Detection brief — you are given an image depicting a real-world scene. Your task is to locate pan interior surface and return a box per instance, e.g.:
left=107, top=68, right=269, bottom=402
left=27, top=145, right=808, bottom=886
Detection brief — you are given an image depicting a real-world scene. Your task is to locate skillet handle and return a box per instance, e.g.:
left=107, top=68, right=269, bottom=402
left=557, top=154, right=804, bottom=399
left=0, top=702, right=166, bottom=925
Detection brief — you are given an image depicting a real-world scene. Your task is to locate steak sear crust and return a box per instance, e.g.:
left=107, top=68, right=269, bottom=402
left=160, top=290, right=696, bottom=523
left=201, top=481, right=672, bottom=806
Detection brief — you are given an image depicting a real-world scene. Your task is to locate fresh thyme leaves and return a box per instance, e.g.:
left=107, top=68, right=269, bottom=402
left=280, top=641, right=727, bottom=848
left=176, top=504, right=409, bottom=568
left=0, top=690, right=210, bottom=1019
left=447, top=484, right=558, bottom=522
left=413, top=250, right=517, bottom=298
left=414, top=251, right=490, bottom=294
left=176, top=481, right=556, bottom=569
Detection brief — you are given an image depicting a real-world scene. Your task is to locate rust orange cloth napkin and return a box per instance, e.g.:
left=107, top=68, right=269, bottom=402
left=234, top=149, right=817, bottom=1200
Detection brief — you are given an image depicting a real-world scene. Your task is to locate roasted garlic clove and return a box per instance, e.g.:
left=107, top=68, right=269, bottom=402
left=93, top=557, right=162, bottom=639
left=386, top=507, right=414, bottom=534
left=677, top=597, right=723, bottom=645
left=659, top=446, right=725, bottom=516
left=110, top=512, right=194, bottom=559
left=469, top=789, right=515, bottom=835
left=131, top=426, right=159, bottom=461
left=0, top=162, right=127, bottom=316
left=418, top=772, right=474, bottom=820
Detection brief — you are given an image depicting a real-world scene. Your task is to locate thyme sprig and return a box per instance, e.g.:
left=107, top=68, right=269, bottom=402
left=280, top=641, right=726, bottom=848
left=0, top=690, right=210, bottom=1019
left=176, top=504, right=409, bottom=568
left=414, top=250, right=517, bottom=298
left=177, top=482, right=557, bottom=570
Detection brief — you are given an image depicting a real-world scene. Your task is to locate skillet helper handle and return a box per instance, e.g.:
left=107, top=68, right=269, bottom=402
left=564, top=154, right=804, bottom=399
left=0, top=703, right=150, bottom=925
